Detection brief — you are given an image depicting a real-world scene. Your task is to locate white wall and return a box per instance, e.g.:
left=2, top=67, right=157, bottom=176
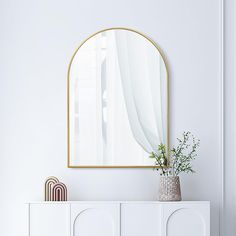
left=0, top=0, right=222, bottom=236
left=224, top=0, right=236, bottom=235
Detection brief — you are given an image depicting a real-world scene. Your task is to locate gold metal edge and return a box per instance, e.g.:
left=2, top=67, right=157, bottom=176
left=67, top=27, right=170, bottom=168
left=67, top=165, right=161, bottom=168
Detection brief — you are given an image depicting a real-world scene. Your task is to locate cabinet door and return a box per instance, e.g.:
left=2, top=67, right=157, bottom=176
left=29, top=203, right=70, bottom=236
left=161, top=202, right=210, bottom=236
left=71, top=203, right=120, bottom=236
left=121, top=203, right=162, bottom=236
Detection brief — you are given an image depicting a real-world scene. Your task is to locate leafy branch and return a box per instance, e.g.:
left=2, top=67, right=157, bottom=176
left=149, top=131, right=200, bottom=176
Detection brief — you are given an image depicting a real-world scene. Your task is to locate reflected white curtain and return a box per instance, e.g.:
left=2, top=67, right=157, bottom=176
left=115, top=31, right=166, bottom=153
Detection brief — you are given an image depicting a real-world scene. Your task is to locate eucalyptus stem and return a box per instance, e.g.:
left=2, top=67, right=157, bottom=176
left=149, top=131, right=200, bottom=176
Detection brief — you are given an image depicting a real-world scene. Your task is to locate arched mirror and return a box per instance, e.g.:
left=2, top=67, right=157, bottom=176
left=68, top=28, right=169, bottom=167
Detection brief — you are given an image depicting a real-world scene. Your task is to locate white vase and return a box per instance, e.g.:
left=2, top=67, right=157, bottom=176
left=159, top=176, right=182, bottom=201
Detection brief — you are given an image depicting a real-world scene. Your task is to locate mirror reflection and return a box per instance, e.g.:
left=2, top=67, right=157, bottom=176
left=68, top=28, right=168, bottom=167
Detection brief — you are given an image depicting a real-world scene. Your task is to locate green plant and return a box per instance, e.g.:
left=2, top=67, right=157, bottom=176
left=149, top=131, right=200, bottom=176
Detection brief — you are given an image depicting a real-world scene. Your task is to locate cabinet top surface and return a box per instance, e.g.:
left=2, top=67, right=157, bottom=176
left=27, top=201, right=210, bottom=204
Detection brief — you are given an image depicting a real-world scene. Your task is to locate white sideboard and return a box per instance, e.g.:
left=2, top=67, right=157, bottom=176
left=27, top=201, right=210, bottom=236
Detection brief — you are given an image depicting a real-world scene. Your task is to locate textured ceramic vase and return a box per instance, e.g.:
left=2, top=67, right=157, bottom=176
left=159, top=176, right=182, bottom=201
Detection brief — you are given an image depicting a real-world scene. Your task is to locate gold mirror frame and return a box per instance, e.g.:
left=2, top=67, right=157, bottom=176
left=67, top=27, right=169, bottom=168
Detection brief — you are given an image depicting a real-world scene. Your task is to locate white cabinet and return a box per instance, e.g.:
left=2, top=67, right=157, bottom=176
left=71, top=203, right=120, bottom=236
left=121, top=203, right=162, bottom=236
left=29, top=203, right=70, bottom=236
left=161, top=202, right=210, bottom=236
left=27, top=201, right=210, bottom=236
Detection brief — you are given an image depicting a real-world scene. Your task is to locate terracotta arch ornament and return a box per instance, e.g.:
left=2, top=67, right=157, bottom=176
left=52, top=182, right=67, bottom=201
left=44, top=176, right=67, bottom=201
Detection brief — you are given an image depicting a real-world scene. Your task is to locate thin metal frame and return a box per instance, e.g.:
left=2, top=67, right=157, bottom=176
left=67, top=27, right=169, bottom=168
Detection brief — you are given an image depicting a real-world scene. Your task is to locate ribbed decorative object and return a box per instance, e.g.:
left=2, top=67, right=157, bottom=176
left=44, top=176, right=67, bottom=201
left=52, top=182, right=67, bottom=201
left=159, top=176, right=181, bottom=201
left=45, top=176, right=59, bottom=201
